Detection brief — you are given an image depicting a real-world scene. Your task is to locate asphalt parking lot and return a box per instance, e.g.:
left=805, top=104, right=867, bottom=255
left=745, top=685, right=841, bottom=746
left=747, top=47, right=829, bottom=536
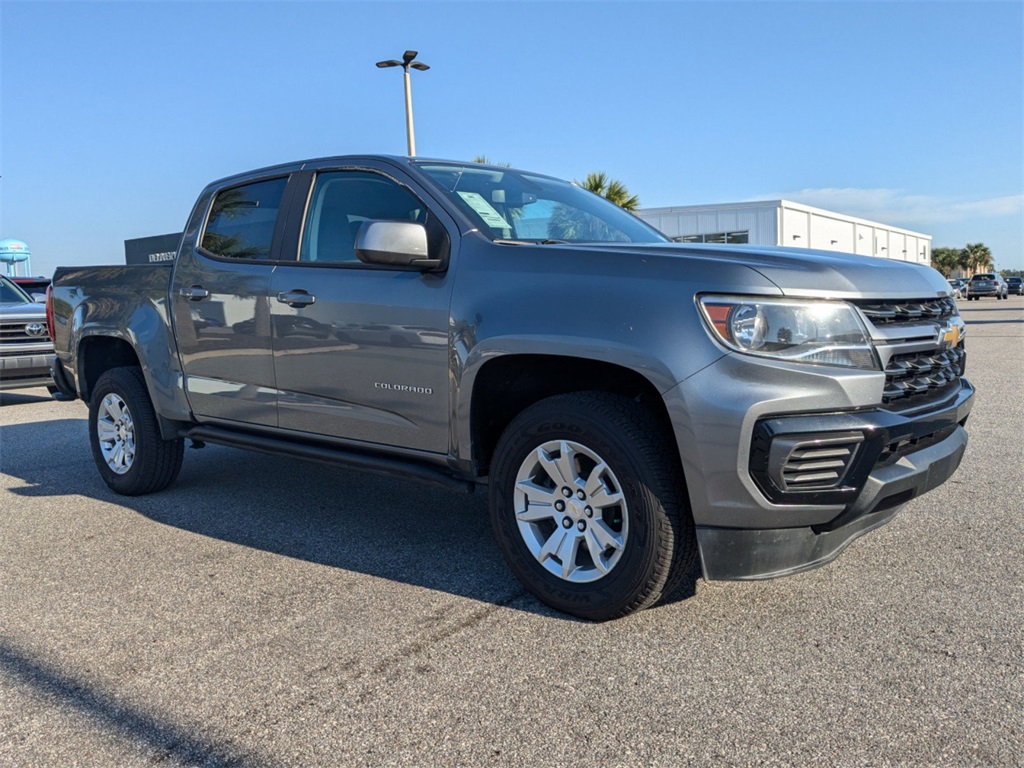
left=2, top=296, right=1021, bottom=767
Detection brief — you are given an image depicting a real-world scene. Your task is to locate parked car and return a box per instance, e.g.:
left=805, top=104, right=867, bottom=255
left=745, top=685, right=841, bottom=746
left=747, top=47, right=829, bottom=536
left=0, top=275, right=56, bottom=392
left=966, top=273, right=1008, bottom=300
left=947, top=279, right=963, bottom=299
left=11, top=276, right=51, bottom=303
left=1005, top=276, right=1023, bottom=296
left=48, top=155, right=974, bottom=620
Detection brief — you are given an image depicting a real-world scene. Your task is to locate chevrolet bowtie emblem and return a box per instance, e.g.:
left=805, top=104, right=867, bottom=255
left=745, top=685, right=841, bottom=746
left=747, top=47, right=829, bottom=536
left=938, top=321, right=963, bottom=347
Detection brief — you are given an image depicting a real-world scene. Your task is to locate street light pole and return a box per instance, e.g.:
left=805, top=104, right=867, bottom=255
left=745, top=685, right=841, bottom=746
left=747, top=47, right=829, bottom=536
left=403, top=66, right=416, bottom=156
left=375, top=50, right=430, bottom=157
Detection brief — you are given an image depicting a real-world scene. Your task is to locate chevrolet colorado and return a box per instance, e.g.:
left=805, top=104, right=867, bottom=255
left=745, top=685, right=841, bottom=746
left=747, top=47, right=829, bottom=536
left=48, top=156, right=974, bottom=620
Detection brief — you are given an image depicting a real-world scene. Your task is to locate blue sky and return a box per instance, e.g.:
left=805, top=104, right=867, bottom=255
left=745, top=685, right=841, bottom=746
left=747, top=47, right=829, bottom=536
left=2, top=0, right=1021, bottom=277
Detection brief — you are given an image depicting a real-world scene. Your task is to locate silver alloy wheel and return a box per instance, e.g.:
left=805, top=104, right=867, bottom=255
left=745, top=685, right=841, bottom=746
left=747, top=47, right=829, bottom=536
left=96, top=393, right=136, bottom=475
left=513, top=440, right=629, bottom=583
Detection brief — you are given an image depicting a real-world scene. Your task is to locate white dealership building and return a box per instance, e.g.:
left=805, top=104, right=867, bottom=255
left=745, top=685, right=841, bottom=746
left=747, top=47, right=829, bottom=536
left=637, top=200, right=932, bottom=265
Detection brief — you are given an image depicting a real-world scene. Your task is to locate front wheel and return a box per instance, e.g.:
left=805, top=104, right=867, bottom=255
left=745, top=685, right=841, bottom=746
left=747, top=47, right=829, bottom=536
left=88, top=366, right=184, bottom=496
left=489, top=392, right=696, bottom=621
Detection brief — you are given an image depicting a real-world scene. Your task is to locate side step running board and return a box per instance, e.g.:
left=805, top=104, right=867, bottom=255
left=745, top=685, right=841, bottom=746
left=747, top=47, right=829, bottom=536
left=180, top=425, right=475, bottom=493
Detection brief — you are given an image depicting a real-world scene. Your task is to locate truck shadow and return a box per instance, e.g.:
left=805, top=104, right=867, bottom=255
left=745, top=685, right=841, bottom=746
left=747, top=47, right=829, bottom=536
left=2, top=419, right=697, bottom=619
left=0, top=390, right=55, bottom=406
left=0, top=636, right=274, bottom=768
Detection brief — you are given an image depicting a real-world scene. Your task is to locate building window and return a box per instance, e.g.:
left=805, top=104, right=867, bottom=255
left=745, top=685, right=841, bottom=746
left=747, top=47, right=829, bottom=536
left=672, top=230, right=748, bottom=244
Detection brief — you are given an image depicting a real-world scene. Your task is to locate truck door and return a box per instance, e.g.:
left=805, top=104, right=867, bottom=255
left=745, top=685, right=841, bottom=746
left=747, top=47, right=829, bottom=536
left=269, top=166, right=455, bottom=454
left=171, top=176, right=289, bottom=427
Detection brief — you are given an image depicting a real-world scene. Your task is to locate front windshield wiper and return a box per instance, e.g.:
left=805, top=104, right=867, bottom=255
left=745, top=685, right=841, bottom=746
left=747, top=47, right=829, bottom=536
left=493, top=238, right=569, bottom=245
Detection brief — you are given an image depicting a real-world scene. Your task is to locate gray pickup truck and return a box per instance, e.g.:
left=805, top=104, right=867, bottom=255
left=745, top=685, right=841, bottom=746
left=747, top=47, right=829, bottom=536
left=49, top=156, right=974, bottom=620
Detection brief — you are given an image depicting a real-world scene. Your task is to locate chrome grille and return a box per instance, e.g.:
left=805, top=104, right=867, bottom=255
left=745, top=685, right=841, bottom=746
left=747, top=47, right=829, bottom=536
left=0, top=320, right=48, bottom=344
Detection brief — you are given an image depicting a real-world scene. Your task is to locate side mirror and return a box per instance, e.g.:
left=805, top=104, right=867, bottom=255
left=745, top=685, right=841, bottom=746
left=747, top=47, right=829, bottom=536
left=354, top=221, right=442, bottom=271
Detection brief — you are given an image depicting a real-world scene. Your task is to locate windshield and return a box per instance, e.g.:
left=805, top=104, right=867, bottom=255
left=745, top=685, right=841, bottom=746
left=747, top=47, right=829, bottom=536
left=415, top=162, right=668, bottom=244
left=0, top=277, right=33, bottom=306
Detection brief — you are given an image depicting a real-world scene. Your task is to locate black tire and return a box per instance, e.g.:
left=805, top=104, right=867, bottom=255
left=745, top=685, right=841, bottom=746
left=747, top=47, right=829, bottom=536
left=88, top=366, right=184, bottom=496
left=489, top=392, right=696, bottom=621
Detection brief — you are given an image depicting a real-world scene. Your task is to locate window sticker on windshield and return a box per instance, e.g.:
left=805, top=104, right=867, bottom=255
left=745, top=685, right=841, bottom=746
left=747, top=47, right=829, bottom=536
left=456, top=191, right=511, bottom=230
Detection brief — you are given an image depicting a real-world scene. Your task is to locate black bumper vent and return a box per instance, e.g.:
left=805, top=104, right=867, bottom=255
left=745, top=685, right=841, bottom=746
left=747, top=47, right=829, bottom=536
left=767, top=432, right=865, bottom=492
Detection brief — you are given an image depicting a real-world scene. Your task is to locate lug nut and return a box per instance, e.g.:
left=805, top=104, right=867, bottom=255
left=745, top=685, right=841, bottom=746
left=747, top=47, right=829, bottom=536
left=562, top=487, right=572, bottom=498
left=584, top=506, right=593, bottom=517
left=577, top=490, right=586, bottom=500
left=562, top=517, right=573, bottom=528
left=577, top=520, right=587, bottom=532
left=555, top=500, right=565, bottom=512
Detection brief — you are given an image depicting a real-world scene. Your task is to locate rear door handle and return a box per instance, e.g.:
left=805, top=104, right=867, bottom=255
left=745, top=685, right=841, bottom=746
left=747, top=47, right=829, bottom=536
left=276, top=290, right=316, bottom=308
left=180, top=285, right=210, bottom=301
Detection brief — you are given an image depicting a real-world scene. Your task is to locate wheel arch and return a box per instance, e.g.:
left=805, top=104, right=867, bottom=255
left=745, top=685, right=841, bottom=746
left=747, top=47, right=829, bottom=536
left=77, top=334, right=187, bottom=440
left=466, top=352, right=678, bottom=478
left=77, top=334, right=141, bottom=402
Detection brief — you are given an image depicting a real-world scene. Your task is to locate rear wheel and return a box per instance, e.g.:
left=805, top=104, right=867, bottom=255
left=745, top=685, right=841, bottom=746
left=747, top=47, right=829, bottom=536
left=88, top=367, right=184, bottom=496
left=489, top=392, right=696, bottom=621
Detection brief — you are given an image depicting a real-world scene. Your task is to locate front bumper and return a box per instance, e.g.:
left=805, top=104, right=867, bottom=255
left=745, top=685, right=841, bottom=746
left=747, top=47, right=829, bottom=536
left=0, top=352, right=56, bottom=391
left=665, top=350, right=974, bottom=580
left=698, top=413, right=968, bottom=580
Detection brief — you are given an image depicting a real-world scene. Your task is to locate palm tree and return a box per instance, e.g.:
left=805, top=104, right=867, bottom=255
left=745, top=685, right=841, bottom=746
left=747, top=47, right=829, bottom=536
left=961, top=242, right=993, bottom=276
left=930, top=247, right=962, bottom=276
left=472, top=155, right=511, bottom=167
left=578, top=171, right=640, bottom=211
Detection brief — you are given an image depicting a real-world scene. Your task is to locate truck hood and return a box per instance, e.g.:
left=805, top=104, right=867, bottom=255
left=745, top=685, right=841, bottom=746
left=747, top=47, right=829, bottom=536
left=604, top=243, right=952, bottom=300
left=0, top=301, right=46, bottom=320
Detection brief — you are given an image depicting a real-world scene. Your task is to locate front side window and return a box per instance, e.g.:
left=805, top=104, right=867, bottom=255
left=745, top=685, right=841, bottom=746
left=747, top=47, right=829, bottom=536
left=201, top=177, right=287, bottom=260
left=416, top=162, right=667, bottom=244
left=300, top=171, right=429, bottom=264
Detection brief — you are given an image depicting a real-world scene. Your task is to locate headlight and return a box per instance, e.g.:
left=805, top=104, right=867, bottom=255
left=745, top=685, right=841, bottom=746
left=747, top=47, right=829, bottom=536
left=698, top=296, right=880, bottom=370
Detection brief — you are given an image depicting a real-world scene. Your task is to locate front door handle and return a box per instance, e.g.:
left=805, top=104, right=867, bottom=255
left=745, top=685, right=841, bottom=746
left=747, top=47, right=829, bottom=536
left=276, top=290, right=316, bottom=308
left=180, top=285, right=210, bottom=301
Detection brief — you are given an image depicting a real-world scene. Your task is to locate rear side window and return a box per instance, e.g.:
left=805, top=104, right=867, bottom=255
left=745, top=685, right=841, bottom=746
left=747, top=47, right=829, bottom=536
left=201, top=177, right=287, bottom=259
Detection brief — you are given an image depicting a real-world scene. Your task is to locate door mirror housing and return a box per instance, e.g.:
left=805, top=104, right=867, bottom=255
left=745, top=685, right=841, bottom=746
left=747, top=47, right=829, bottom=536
left=354, top=221, right=442, bottom=271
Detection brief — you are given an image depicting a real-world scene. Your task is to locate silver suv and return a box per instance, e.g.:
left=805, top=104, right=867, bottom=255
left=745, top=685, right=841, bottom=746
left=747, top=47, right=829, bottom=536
left=0, top=275, right=55, bottom=391
left=966, top=273, right=1008, bottom=300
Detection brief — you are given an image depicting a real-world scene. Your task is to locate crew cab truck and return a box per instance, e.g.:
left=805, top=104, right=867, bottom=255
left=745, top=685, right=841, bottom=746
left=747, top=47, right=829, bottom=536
left=49, top=156, right=974, bottom=620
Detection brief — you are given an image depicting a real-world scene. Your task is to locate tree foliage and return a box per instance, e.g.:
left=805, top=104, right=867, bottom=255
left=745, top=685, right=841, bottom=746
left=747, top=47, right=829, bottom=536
left=962, top=242, right=993, bottom=273
left=472, top=155, right=511, bottom=167
left=930, top=247, right=962, bottom=276
left=930, top=242, right=995, bottom=276
left=578, top=171, right=640, bottom=212
left=547, top=204, right=629, bottom=242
